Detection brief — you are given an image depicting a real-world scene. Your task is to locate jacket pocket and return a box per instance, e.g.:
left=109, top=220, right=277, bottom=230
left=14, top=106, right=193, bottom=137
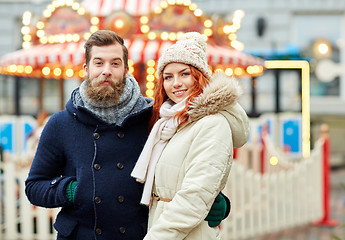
left=54, top=211, right=78, bottom=238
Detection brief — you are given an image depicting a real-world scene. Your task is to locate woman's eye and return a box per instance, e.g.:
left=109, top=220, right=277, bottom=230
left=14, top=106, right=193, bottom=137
left=164, top=76, right=172, bottom=80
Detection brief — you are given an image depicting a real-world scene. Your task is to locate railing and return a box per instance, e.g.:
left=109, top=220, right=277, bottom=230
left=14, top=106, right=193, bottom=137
left=0, top=155, right=59, bottom=240
left=220, top=128, right=325, bottom=240
left=0, top=116, right=328, bottom=240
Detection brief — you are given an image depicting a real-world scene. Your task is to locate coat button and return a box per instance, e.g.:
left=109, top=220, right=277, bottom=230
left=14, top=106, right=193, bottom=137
left=93, top=132, right=100, bottom=140
left=117, top=132, right=125, bottom=139
left=73, top=113, right=77, bottom=120
left=119, top=227, right=126, bottom=234
left=117, top=195, right=124, bottom=203
left=50, top=179, right=57, bottom=185
left=94, top=196, right=102, bottom=204
left=95, top=228, right=102, bottom=235
left=94, top=163, right=101, bottom=170
left=117, top=163, right=124, bottom=169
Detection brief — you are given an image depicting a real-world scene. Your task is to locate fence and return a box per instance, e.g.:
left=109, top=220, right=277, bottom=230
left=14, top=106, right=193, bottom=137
left=0, top=155, right=59, bottom=240
left=0, top=122, right=327, bottom=240
left=220, top=128, right=324, bottom=240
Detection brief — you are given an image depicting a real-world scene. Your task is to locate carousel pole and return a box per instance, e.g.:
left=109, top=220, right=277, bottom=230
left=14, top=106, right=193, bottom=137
left=59, top=78, right=64, bottom=111
left=313, top=124, right=338, bottom=227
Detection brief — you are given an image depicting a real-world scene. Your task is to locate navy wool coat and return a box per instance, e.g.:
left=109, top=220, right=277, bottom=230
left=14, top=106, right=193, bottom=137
left=25, top=92, right=153, bottom=240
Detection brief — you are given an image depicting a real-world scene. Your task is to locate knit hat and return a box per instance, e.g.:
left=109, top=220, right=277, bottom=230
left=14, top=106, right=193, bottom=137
left=157, top=32, right=212, bottom=80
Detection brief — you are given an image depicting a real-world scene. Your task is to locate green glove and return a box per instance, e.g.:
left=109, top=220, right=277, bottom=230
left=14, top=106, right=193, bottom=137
left=66, top=180, right=77, bottom=202
left=205, top=193, right=228, bottom=227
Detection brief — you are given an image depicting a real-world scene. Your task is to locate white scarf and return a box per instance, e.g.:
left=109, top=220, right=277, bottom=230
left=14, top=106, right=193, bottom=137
left=131, top=98, right=187, bottom=205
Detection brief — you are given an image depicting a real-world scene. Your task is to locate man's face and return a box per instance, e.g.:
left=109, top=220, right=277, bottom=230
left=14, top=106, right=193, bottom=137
left=83, top=44, right=129, bottom=103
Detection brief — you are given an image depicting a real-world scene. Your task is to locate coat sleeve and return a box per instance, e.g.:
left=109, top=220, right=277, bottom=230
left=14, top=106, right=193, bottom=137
left=25, top=113, right=75, bottom=208
left=144, top=114, right=233, bottom=240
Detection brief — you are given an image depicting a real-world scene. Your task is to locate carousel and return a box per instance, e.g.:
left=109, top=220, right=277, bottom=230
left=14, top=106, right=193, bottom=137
left=0, top=0, right=264, bottom=111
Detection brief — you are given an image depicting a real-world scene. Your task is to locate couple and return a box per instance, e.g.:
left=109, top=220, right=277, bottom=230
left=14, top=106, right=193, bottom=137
left=25, top=30, right=249, bottom=239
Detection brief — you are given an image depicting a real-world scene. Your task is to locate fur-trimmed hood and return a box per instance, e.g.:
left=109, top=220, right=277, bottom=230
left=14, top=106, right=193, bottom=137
left=187, top=73, right=250, bottom=148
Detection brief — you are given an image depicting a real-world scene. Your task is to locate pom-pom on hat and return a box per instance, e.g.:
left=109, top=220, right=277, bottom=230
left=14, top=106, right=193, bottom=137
left=157, top=32, right=212, bottom=80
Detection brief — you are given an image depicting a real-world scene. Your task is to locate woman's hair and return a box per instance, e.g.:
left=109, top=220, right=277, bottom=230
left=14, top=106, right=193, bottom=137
left=149, top=65, right=209, bottom=130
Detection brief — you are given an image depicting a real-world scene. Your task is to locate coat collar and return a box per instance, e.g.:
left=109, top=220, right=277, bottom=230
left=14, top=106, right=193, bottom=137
left=188, top=72, right=242, bottom=122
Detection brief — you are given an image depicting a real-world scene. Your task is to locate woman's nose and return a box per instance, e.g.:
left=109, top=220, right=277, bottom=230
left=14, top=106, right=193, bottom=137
left=173, top=77, right=182, bottom=88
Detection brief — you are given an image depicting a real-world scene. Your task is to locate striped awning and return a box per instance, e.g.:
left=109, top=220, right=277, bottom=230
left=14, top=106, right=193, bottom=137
left=81, top=0, right=163, bottom=16
left=0, top=39, right=264, bottom=70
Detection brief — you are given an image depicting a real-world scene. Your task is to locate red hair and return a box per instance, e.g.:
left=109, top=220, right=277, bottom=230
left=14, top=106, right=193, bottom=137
left=149, top=66, right=209, bottom=131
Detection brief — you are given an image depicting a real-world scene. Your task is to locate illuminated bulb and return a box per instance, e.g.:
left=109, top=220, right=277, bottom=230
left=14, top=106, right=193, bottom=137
left=270, top=156, right=278, bottom=166
left=66, top=69, right=74, bottom=77
left=234, top=67, right=243, bottom=75
left=115, top=19, right=124, bottom=29
left=66, top=0, right=73, bottom=6
left=146, top=89, right=154, bottom=97
left=146, top=67, right=155, bottom=75
left=22, top=42, right=31, bottom=49
left=91, top=17, right=99, bottom=25
left=77, top=8, right=85, bottom=15
left=146, top=75, right=155, bottom=82
left=42, top=67, right=50, bottom=75
left=140, top=16, right=149, bottom=24
left=204, top=29, right=212, bottom=36
left=72, top=2, right=80, bottom=10
left=25, top=66, right=33, bottom=74
left=225, top=68, right=233, bottom=76
left=21, top=26, right=30, bottom=35
left=54, top=68, right=62, bottom=76
left=78, top=69, right=85, bottom=78
left=148, top=32, right=157, bottom=40
left=22, top=11, right=32, bottom=25
left=204, top=19, right=213, bottom=28
left=43, top=9, right=52, bottom=18
left=141, top=25, right=150, bottom=33
left=318, top=43, right=329, bottom=55
left=147, top=60, right=155, bottom=67
left=189, top=3, right=197, bottom=10
left=183, top=0, right=191, bottom=5
left=194, top=9, right=202, bottom=17
left=161, top=32, right=169, bottom=40
left=146, top=82, right=155, bottom=89
left=37, top=21, right=45, bottom=29
left=168, top=32, right=177, bottom=41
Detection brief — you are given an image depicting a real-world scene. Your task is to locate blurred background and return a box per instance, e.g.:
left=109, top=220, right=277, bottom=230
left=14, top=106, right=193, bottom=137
left=0, top=0, right=344, bottom=239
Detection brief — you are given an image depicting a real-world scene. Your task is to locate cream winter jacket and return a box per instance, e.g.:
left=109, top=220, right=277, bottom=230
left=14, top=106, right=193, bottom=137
left=144, top=73, right=250, bottom=240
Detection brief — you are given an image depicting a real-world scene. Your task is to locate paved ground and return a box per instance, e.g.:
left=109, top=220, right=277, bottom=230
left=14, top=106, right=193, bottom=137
left=252, top=167, right=345, bottom=240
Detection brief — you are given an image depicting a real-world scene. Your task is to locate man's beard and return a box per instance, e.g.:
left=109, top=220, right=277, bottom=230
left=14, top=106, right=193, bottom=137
left=85, top=74, right=126, bottom=104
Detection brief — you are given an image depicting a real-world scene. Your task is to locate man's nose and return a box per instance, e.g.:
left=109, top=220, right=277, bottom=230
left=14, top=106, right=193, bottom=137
left=102, top=63, right=112, bottom=77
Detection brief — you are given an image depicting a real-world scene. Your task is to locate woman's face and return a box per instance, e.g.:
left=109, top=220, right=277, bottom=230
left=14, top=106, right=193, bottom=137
left=162, top=63, right=194, bottom=104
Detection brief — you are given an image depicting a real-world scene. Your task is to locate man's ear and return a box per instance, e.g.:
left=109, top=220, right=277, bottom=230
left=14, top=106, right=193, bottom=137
left=83, top=63, right=88, bottom=75
left=125, top=66, right=129, bottom=77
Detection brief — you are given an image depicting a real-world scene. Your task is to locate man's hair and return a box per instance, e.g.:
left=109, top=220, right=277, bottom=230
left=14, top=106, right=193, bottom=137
left=149, top=66, right=209, bottom=130
left=84, top=30, right=128, bottom=69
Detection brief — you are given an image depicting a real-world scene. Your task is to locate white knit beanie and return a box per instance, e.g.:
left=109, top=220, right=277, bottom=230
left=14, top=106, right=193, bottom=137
left=157, top=32, right=212, bottom=80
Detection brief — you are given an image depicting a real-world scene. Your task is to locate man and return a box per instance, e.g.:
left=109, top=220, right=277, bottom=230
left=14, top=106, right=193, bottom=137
left=25, top=30, right=228, bottom=240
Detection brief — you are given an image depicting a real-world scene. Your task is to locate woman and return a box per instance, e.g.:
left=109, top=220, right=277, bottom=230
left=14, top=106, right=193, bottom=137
left=131, top=32, right=249, bottom=239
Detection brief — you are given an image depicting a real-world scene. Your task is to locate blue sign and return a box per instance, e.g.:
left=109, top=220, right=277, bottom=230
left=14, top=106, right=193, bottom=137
left=282, top=119, right=301, bottom=154
left=0, top=123, right=14, bottom=153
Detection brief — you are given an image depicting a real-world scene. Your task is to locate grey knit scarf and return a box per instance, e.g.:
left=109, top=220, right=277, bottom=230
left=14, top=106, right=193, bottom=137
left=75, top=74, right=142, bottom=125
